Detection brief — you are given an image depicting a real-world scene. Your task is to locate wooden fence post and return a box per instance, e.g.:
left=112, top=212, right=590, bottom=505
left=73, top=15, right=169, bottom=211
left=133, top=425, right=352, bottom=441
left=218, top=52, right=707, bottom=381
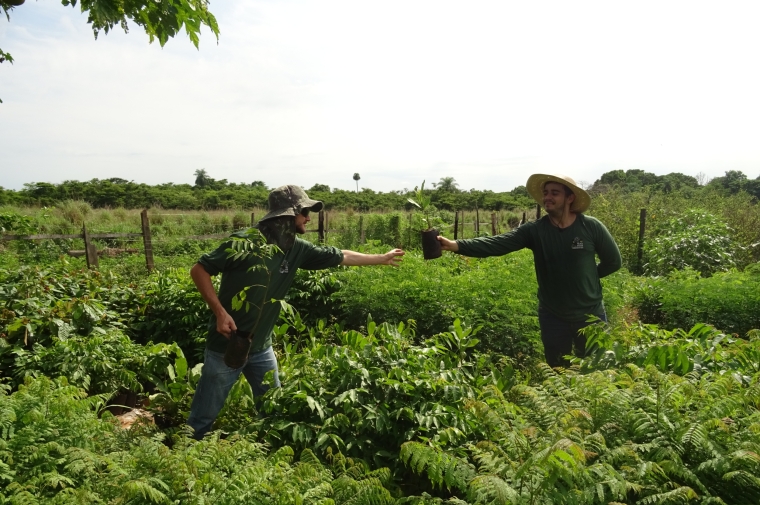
left=141, top=209, right=154, bottom=271
left=82, top=223, right=99, bottom=269
left=359, top=215, right=365, bottom=244
left=637, top=208, right=647, bottom=275
left=250, top=212, right=256, bottom=227
left=475, top=207, right=480, bottom=235
left=318, top=210, right=325, bottom=243
left=491, top=213, right=496, bottom=235
left=536, top=203, right=541, bottom=220
left=408, top=213, right=413, bottom=246
left=453, top=211, right=459, bottom=240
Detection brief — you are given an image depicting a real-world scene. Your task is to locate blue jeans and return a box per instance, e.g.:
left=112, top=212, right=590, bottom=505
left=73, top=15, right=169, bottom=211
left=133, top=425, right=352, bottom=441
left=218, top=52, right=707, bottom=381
left=538, top=305, right=607, bottom=368
left=187, top=346, right=280, bottom=439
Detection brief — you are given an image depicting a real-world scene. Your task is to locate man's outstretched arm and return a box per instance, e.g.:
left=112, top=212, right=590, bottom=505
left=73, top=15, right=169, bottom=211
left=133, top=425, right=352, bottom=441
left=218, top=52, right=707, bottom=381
left=340, top=248, right=405, bottom=267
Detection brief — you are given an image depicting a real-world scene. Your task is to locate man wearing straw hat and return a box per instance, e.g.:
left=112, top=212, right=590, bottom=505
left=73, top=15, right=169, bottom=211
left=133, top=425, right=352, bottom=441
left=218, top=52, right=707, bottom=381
left=437, top=174, right=621, bottom=367
left=187, top=184, right=404, bottom=439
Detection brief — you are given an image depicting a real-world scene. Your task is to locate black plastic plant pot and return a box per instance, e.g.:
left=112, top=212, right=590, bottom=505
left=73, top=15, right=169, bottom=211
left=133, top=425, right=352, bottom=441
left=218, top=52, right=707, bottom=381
left=421, top=229, right=442, bottom=260
left=224, top=330, right=252, bottom=369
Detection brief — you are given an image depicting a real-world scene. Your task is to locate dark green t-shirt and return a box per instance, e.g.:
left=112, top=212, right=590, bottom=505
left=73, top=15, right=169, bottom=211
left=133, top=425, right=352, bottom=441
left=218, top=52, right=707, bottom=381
left=197, top=230, right=344, bottom=353
left=456, top=214, right=622, bottom=322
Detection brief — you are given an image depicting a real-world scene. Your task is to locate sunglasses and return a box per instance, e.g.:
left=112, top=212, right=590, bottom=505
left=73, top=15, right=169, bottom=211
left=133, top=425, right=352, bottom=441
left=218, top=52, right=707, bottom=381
left=300, top=209, right=311, bottom=217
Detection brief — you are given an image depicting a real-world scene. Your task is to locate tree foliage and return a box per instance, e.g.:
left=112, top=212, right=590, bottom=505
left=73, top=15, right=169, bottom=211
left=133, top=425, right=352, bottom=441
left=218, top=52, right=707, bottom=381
left=0, top=0, right=219, bottom=102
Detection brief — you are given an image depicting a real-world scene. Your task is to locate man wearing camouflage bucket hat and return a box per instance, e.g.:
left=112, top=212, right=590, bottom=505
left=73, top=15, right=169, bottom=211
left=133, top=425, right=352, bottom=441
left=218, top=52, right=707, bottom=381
left=437, top=174, right=621, bottom=368
left=187, top=185, right=404, bottom=439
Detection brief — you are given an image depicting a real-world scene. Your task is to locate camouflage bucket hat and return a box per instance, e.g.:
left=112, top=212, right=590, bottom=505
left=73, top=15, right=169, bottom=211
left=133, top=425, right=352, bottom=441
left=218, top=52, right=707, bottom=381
left=259, top=185, right=324, bottom=222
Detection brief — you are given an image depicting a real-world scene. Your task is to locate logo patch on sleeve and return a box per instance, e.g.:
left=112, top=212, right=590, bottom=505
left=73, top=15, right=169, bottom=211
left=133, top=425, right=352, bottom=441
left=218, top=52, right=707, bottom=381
left=571, top=237, right=584, bottom=250
left=279, top=260, right=289, bottom=274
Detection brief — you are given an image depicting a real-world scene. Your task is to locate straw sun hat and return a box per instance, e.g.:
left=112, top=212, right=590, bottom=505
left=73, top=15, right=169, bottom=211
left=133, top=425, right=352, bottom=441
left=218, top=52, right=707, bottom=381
left=525, top=174, right=591, bottom=214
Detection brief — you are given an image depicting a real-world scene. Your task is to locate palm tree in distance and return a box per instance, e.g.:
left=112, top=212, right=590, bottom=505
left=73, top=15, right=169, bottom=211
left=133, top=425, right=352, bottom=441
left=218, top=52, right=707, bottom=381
left=194, top=169, right=210, bottom=188
left=435, top=176, right=459, bottom=192
left=353, top=173, right=361, bottom=192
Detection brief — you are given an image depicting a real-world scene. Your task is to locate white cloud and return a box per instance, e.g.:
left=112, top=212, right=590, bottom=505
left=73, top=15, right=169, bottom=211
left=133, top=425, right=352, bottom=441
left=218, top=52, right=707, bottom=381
left=1, top=0, right=759, bottom=193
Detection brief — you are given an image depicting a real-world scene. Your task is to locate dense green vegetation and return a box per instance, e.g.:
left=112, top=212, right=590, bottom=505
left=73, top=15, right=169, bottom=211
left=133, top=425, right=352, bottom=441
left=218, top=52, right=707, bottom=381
left=1, top=168, right=760, bottom=503
left=0, top=177, right=534, bottom=211
left=2, top=168, right=759, bottom=212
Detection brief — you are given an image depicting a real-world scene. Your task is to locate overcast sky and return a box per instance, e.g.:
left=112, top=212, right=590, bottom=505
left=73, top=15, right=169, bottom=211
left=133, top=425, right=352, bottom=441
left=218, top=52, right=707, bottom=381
left=2, top=1, right=760, bottom=193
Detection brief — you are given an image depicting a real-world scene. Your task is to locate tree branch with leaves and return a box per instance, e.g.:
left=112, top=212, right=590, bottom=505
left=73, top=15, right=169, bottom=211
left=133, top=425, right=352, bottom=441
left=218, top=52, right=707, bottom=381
left=0, top=0, right=219, bottom=102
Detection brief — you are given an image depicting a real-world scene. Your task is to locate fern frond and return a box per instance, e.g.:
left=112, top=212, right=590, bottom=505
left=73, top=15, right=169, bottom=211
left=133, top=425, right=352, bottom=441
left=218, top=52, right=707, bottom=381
left=583, top=431, right=607, bottom=459
left=729, top=449, right=760, bottom=467
left=367, top=467, right=392, bottom=487
left=699, top=498, right=728, bottom=505
left=470, top=443, right=513, bottom=478
left=467, top=474, right=519, bottom=505
left=660, top=460, right=709, bottom=495
left=400, top=442, right=474, bottom=492
left=637, top=486, right=698, bottom=505
left=123, top=478, right=171, bottom=504
left=722, top=469, right=760, bottom=489
left=332, top=475, right=395, bottom=505
left=301, top=448, right=321, bottom=466
left=303, top=482, right=334, bottom=501
left=269, top=445, right=295, bottom=465
left=681, top=423, right=709, bottom=453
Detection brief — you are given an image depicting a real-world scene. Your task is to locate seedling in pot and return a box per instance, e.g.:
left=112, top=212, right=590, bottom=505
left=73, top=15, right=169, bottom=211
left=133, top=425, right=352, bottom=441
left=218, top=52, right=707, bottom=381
left=408, top=181, right=442, bottom=260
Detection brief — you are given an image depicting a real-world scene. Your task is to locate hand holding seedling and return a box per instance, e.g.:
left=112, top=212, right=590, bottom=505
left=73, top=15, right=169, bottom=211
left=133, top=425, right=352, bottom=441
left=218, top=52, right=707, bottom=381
left=436, top=235, right=459, bottom=252
left=215, top=309, right=237, bottom=338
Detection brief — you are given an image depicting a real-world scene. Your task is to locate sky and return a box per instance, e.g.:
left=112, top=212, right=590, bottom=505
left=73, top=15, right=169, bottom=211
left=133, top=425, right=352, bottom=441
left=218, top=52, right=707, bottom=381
left=2, top=1, right=760, bottom=193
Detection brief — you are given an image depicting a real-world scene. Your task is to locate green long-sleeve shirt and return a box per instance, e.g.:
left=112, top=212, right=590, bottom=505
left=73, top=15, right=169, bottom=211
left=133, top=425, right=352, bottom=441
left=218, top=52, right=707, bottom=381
left=197, top=230, right=344, bottom=353
left=456, top=214, right=622, bottom=322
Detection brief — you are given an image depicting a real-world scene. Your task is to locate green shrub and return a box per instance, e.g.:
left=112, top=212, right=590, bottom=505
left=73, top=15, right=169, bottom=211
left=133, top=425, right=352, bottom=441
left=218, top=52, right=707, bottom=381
left=237, top=318, right=516, bottom=472
left=54, top=199, right=93, bottom=226
left=364, top=212, right=404, bottom=248
left=332, top=250, right=542, bottom=359
left=112, top=206, right=129, bottom=222
left=634, top=267, right=760, bottom=335
left=119, top=268, right=209, bottom=363
left=216, top=214, right=232, bottom=232
left=330, top=250, right=632, bottom=361
left=0, top=376, right=397, bottom=504
left=644, top=209, right=738, bottom=277
left=0, top=211, right=35, bottom=234
left=232, top=211, right=249, bottom=230
left=11, top=329, right=183, bottom=395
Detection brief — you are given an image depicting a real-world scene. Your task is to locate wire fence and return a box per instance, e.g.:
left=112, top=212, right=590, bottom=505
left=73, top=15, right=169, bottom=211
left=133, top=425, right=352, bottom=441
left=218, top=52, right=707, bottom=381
left=1, top=207, right=547, bottom=271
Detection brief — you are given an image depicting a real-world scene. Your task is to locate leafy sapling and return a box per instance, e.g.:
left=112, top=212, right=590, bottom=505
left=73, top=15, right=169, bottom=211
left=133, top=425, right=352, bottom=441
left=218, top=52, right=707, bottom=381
left=408, top=180, right=443, bottom=259
left=223, top=228, right=282, bottom=368
left=407, top=180, right=435, bottom=231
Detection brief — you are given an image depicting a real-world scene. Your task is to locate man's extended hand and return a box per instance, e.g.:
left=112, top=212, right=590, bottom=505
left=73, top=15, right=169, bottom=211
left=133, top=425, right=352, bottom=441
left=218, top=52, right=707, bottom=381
left=436, top=235, right=459, bottom=252
left=381, top=248, right=404, bottom=267
left=340, top=248, right=405, bottom=267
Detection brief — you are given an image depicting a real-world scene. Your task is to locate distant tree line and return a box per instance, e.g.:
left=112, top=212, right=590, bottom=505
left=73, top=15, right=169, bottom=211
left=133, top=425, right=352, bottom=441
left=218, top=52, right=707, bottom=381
left=0, top=176, right=534, bottom=211
left=589, top=168, right=760, bottom=197
left=0, top=170, right=758, bottom=211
